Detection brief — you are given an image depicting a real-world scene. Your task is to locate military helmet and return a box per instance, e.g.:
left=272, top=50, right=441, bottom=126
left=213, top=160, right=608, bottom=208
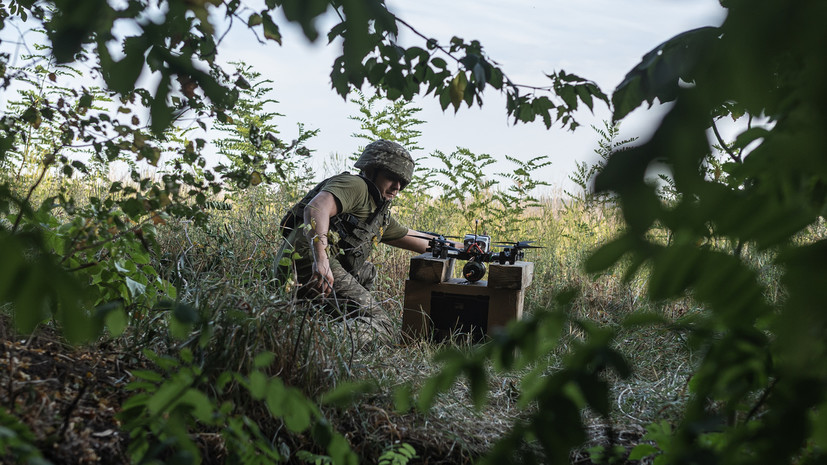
left=354, top=140, right=415, bottom=187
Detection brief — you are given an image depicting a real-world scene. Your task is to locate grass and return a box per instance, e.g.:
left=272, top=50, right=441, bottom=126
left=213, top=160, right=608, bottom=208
left=144, top=187, right=701, bottom=462
left=3, top=179, right=812, bottom=464
left=143, top=187, right=696, bottom=461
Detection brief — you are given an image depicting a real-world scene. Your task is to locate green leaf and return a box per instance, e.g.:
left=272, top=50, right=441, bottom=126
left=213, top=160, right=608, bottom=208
left=250, top=171, right=262, bottom=186
left=173, top=302, right=199, bottom=324
left=321, top=381, right=375, bottom=407
left=181, top=388, right=214, bottom=423
left=575, top=84, right=594, bottom=111
left=146, top=377, right=188, bottom=414
left=21, top=106, right=42, bottom=128
left=78, top=92, right=94, bottom=108
left=628, top=443, right=658, bottom=460
left=612, top=27, right=717, bottom=120
left=253, top=352, right=275, bottom=368
left=131, top=369, right=164, bottom=383
left=449, top=72, right=467, bottom=111
left=393, top=385, right=413, bottom=413
left=261, top=13, right=282, bottom=44
left=283, top=389, right=313, bottom=432
left=125, top=277, right=146, bottom=298
left=585, top=234, right=634, bottom=273
left=104, top=307, right=127, bottom=337
left=265, top=377, right=286, bottom=417
left=622, top=311, right=669, bottom=328
left=248, top=371, right=268, bottom=400
left=559, top=86, right=577, bottom=110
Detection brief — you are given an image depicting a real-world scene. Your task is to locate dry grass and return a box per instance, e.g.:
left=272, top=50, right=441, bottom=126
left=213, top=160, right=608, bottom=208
left=165, top=190, right=698, bottom=462
left=5, top=181, right=798, bottom=463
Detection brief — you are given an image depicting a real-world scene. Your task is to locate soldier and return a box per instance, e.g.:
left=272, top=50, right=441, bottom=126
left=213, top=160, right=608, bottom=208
left=276, top=140, right=436, bottom=340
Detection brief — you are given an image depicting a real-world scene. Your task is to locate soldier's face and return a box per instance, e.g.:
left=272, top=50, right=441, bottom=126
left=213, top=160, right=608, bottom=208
left=375, top=169, right=404, bottom=200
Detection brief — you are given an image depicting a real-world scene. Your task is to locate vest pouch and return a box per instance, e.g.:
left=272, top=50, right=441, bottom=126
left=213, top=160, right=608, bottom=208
left=337, top=228, right=375, bottom=273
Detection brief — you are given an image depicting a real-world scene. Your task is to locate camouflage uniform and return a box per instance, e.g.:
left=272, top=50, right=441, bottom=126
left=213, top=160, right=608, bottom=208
left=276, top=140, right=414, bottom=341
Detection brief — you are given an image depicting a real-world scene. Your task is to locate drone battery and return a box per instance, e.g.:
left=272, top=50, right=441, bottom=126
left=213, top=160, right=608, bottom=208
left=463, top=234, right=491, bottom=253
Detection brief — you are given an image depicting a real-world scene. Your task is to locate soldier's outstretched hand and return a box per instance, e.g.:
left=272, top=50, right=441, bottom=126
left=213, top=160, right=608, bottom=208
left=310, top=258, right=334, bottom=297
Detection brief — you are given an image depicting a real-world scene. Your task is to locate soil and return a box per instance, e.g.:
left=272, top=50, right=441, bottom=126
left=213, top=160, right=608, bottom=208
left=1, top=321, right=139, bottom=464
left=0, top=318, right=643, bottom=464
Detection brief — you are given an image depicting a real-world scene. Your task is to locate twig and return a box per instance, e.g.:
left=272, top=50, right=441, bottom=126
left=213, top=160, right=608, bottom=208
left=66, top=261, right=100, bottom=273
left=5, top=345, right=15, bottom=409
left=711, top=118, right=742, bottom=164
left=745, top=377, right=778, bottom=422
left=59, top=382, right=88, bottom=439
left=392, top=13, right=570, bottom=96
left=11, top=147, right=57, bottom=234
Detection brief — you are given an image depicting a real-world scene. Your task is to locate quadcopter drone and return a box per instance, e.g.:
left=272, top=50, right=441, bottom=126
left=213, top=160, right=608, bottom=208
left=416, top=230, right=542, bottom=282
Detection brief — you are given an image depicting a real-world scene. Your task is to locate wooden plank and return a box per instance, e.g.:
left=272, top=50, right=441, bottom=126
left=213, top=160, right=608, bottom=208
left=487, top=261, right=534, bottom=290
left=408, top=254, right=455, bottom=283
left=401, top=280, right=432, bottom=338
left=402, top=277, right=526, bottom=341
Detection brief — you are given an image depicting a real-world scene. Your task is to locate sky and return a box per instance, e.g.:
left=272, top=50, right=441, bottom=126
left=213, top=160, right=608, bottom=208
left=217, top=0, right=728, bottom=193
left=0, top=1, right=727, bottom=194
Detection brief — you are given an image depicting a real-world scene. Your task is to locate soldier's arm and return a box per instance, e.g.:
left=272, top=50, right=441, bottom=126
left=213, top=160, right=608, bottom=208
left=384, top=229, right=432, bottom=253
left=304, top=191, right=339, bottom=296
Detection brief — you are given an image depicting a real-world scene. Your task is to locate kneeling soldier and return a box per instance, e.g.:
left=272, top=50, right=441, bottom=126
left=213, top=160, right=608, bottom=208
left=277, top=140, right=434, bottom=341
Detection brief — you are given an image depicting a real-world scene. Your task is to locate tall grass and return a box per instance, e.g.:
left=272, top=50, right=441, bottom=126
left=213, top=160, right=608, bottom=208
left=7, top=170, right=817, bottom=463
left=142, top=186, right=695, bottom=461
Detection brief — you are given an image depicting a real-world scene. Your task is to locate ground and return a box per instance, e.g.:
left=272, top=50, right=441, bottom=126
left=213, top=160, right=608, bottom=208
left=0, top=317, right=645, bottom=464
left=1, top=321, right=135, bottom=464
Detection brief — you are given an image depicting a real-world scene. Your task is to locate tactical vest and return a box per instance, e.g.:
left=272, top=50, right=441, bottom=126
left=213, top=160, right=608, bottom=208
left=279, top=174, right=392, bottom=273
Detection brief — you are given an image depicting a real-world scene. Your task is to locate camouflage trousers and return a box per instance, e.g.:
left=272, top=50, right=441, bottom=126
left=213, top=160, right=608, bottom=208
left=275, top=237, right=395, bottom=344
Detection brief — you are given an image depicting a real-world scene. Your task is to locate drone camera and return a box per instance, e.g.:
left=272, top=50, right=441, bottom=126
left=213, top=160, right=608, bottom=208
left=463, top=234, right=491, bottom=253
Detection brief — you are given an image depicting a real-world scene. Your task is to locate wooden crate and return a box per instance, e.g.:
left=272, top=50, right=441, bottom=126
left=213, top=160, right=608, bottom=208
left=401, top=254, right=533, bottom=341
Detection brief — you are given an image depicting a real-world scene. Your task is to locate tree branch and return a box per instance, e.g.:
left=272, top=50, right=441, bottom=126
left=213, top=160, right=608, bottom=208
left=711, top=118, right=741, bottom=164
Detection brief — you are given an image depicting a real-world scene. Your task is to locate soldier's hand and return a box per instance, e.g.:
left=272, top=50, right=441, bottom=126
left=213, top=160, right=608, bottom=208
left=310, top=259, right=334, bottom=297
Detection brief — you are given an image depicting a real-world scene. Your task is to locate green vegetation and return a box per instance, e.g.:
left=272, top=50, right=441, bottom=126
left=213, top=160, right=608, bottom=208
left=3, top=0, right=827, bottom=464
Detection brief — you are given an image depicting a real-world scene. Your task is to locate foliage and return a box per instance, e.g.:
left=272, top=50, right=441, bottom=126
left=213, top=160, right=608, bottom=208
left=587, top=1, right=827, bottom=463
left=377, top=442, right=417, bottom=465
left=424, top=148, right=550, bottom=238
left=212, top=63, right=317, bottom=194
left=565, top=121, right=636, bottom=207
left=347, top=91, right=424, bottom=157
left=489, top=154, right=551, bottom=238
left=5, top=0, right=827, bottom=464
left=119, top=348, right=357, bottom=465
left=0, top=406, right=49, bottom=465
left=0, top=46, right=210, bottom=341
left=403, top=290, right=630, bottom=464
left=430, top=147, right=497, bottom=229
left=326, top=9, right=607, bottom=129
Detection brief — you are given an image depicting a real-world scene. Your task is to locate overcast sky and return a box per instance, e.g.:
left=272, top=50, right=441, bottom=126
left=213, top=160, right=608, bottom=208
left=218, top=0, right=727, bottom=193
left=0, top=1, right=727, bottom=193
